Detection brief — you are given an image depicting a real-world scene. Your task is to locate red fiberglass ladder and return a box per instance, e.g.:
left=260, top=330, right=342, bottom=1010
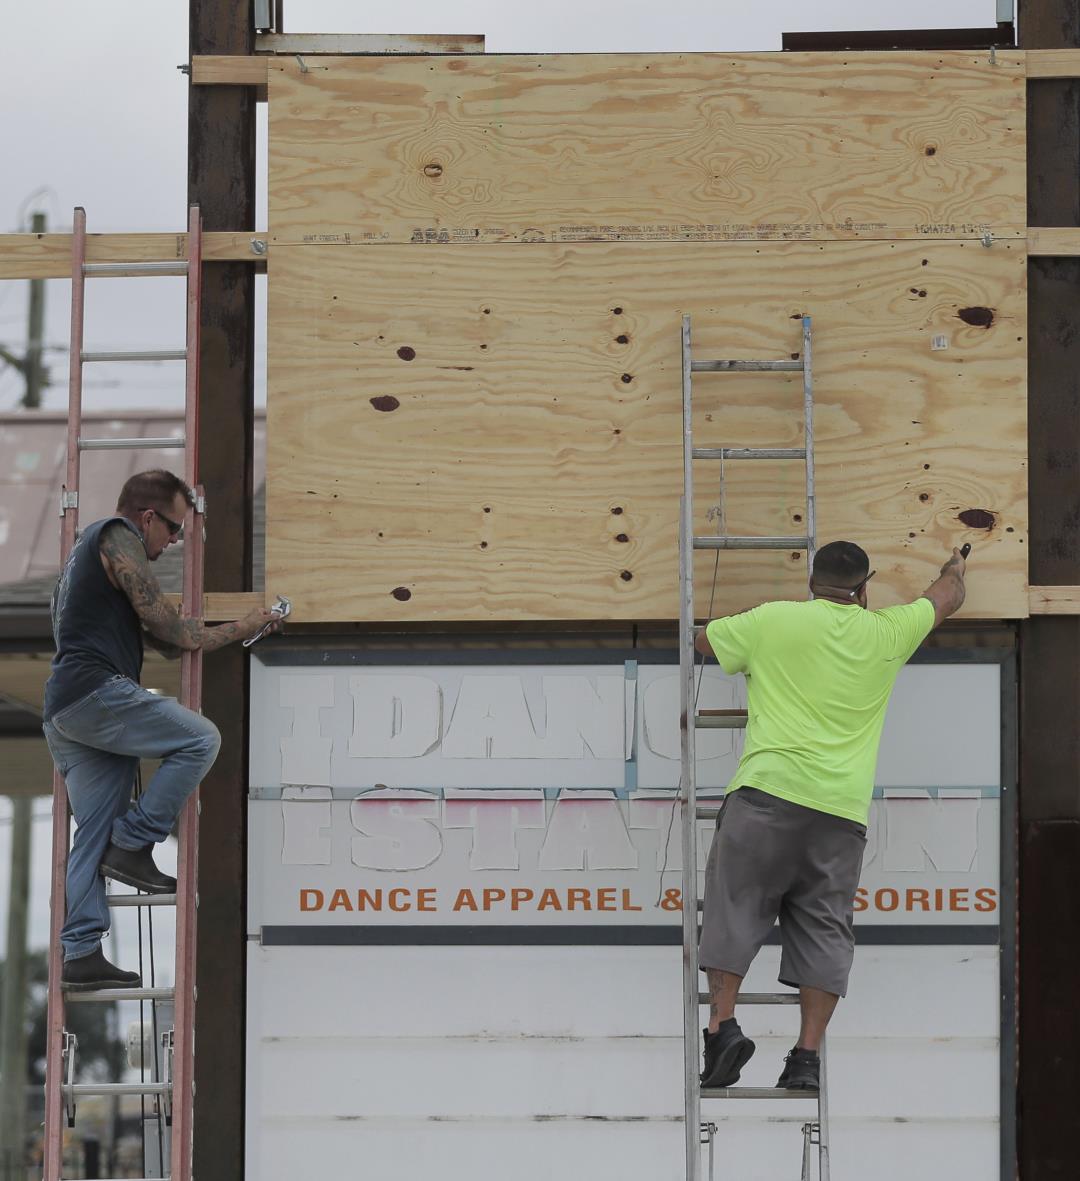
left=42, top=206, right=205, bottom=1181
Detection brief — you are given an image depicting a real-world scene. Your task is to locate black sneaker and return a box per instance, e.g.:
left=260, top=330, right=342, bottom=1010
left=62, top=947, right=142, bottom=992
left=777, top=1046, right=820, bottom=1091
left=100, top=842, right=176, bottom=894
left=700, top=1021, right=756, bottom=1088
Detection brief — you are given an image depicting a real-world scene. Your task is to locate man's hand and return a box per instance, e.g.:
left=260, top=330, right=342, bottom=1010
left=239, top=606, right=282, bottom=640
left=922, top=547, right=967, bottom=629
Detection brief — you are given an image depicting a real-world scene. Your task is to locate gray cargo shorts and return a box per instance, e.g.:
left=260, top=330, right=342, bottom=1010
left=699, top=786, right=867, bottom=997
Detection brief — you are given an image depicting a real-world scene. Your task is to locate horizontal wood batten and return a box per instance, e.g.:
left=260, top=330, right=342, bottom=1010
left=1025, top=49, right=1080, bottom=78
left=1027, top=228, right=1080, bottom=256
left=165, top=592, right=264, bottom=620
left=0, top=232, right=267, bottom=279
left=254, top=33, right=485, bottom=55
left=1028, top=587, right=1080, bottom=615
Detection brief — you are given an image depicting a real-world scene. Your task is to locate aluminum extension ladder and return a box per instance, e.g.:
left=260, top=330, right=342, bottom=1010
left=678, top=313, right=828, bottom=1181
left=42, top=206, right=206, bottom=1181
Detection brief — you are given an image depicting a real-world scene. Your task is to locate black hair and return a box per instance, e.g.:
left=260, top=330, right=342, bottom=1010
left=116, top=469, right=193, bottom=518
left=812, top=540, right=870, bottom=588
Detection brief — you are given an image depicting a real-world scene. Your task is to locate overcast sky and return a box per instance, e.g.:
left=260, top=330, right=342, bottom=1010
left=1, top=0, right=999, bottom=949
left=0, top=0, right=998, bottom=416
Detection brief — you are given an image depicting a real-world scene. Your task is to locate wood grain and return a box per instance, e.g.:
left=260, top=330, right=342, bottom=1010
left=0, top=232, right=267, bottom=279
left=267, top=50, right=1026, bottom=246
left=266, top=239, right=1028, bottom=622
left=1025, top=49, right=1080, bottom=78
left=1027, top=227, right=1080, bottom=256
left=1028, top=586, right=1080, bottom=614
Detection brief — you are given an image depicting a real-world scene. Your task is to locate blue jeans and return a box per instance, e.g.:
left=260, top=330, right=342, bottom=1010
left=43, top=675, right=221, bottom=961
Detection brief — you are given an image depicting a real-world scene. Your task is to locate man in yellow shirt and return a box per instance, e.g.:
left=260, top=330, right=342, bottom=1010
left=695, top=540, right=967, bottom=1092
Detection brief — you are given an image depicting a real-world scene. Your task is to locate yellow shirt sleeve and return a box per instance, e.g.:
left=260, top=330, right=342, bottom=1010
left=705, top=608, right=762, bottom=675
left=872, top=597, right=936, bottom=662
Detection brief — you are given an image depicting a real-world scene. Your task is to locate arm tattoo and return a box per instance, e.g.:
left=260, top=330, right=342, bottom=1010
left=100, top=523, right=248, bottom=653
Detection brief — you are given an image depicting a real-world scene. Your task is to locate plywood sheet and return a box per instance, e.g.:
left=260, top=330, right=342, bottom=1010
left=267, top=50, right=1026, bottom=246
left=266, top=239, right=1027, bottom=622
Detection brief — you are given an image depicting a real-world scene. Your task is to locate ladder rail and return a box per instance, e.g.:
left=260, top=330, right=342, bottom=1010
left=171, top=203, right=205, bottom=1181
left=679, top=315, right=702, bottom=1181
left=42, top=208, right=89, bottom=1181
left=802, top=315, right=817, bottom=571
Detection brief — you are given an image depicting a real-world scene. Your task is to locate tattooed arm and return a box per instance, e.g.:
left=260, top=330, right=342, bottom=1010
left=100, top=522, right=274, bottom=652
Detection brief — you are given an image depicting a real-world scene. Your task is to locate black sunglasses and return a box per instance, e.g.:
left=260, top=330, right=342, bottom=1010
left=144, top=507, right=184, bottom=537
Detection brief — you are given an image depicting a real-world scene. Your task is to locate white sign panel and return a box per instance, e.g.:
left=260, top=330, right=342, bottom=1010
left=248, top=659, right=1001, bottom=935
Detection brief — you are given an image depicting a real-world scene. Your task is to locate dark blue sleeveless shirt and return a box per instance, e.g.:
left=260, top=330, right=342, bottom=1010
left=44, top=517, right=145, bottom=721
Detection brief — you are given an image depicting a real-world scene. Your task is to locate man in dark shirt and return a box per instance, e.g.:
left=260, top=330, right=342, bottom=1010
left=43, top=469, right=277, bottom=991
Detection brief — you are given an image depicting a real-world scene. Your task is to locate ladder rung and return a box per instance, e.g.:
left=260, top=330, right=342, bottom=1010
left=107, top=893, right=177, bottom=907
left=695, top=709, right=748, bottom=729
left=696, top=806, right=722, bottom=819
left=691, top=360, right=803, bottom=372
left=78, top=436, right=185, bottom=451
left=701, top=1086, right=818, bottom=1099
left=698, top=991, right=801, bottom=1005
left=693, top=536, right=809, bottom=551
left=83, top=261, right=189, bottom=277
left=66, top=987, right=175, bottom=1003
left=63, top=1082, right=170, bottom=1097
left=692, top=447, right=806, bottom=461
left=81, top=349, right=187, bottom=362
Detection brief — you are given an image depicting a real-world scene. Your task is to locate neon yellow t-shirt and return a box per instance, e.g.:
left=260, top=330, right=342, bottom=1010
left=705, top=597, right=935, bottom=824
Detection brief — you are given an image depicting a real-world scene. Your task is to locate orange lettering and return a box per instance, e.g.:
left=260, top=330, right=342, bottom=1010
left=537, top=888, right=563, bottom=911
left=974, top=887, right=997, bottom=912
left=328, top=888, right=354, bottom=912
left=389, top=888, right=410, bottom=912
left=876, top=888, right=899, bottom=912
left=621, top=888, right=642, bottom=912
left=418, top=888, right=437, bottom=912
left=357, top=889, right=382, bottom=911
left=567, top=888, right=592, bottom=911
left=949, top=888, right=969, bottom=912
left=906, top=888, right=930, bottom=912
left=453, top=888, right=478, bottom=912
left=597, top=888, right=616, bottom=912
left=853, top=888, right=868, bottom=913
left=511, top=888, right=534, bottom=911
left=483, top=888, right=506, bottom=910
left=300, top=889, right=324, bottom=912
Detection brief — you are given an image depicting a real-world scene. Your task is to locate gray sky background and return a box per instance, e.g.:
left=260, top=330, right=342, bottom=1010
left=2, top=0, right=996, bottom=949
left=1, top=0, right=994, bottom=415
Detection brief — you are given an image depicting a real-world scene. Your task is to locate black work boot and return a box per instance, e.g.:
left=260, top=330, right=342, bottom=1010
left=99, top=842, right=176, bottom=894
left=777, top=1046, right=820, bottom=1091
left=701, top=1019, right=756, bottom=1088
left=62, top=947, right=142, bottom=992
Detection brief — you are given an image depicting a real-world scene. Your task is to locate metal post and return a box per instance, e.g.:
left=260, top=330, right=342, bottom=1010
left=0, top=797, right=32, bottom=1166
left=679, top=315, right=701, bottom=1181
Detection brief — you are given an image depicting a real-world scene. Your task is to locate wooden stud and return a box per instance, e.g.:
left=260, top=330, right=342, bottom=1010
left=1028, top=586, right=1080, bottom=614
left=165, top=591, right=263, bottom=619
left=1025, top=48, right=1080, bottom=77
left=0, top=232, right=267, bottom=279
left=1027, top=227, right=1080, bottom=255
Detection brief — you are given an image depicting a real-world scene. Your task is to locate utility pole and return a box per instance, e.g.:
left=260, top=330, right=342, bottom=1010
left=25, top=211, right=47, bottom=408
left=0, top=795, right=33, bottom=1171
left=0, top=210, right=49, bottom=408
